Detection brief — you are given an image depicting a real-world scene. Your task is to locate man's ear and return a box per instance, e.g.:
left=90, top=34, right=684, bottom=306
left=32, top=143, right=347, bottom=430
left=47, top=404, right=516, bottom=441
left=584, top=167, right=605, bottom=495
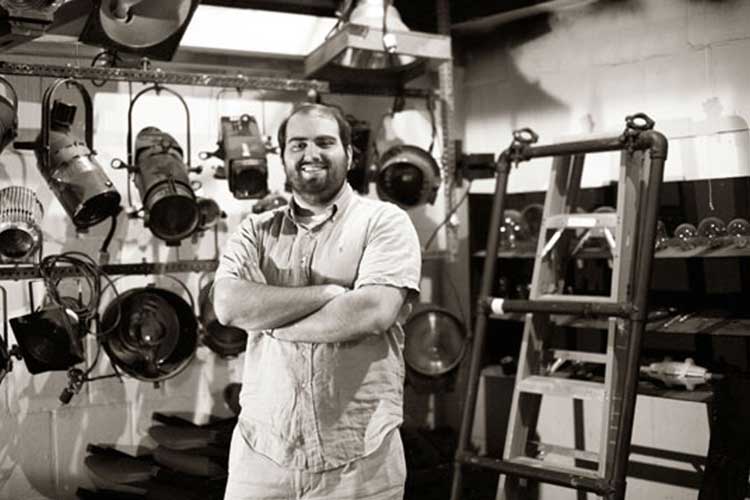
left=346, top=145, right=353, bottom=171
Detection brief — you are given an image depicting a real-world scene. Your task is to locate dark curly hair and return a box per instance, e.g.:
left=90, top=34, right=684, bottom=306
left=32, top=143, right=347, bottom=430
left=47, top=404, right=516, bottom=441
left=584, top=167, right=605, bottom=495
left=277, top=102, right=352, bottom=157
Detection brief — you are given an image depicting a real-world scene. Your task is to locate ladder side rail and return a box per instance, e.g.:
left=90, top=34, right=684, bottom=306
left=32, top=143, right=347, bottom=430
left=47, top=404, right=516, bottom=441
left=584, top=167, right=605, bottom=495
left=599, top=149, right=645, bottom=476
left=608, top=130, right=668, bottom=500
left=450, top=153, right=514, bottom=500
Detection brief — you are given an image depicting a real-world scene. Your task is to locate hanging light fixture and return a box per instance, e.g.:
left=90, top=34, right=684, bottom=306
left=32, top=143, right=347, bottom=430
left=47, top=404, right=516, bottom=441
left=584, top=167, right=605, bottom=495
left=201, top=114, right=269, bottom=200
left=305, top=0, right=451, bottom=85
left=15, top=79, right=122, bottom=230
left=9, top=305, right=84, bottom=375
left=99, top=286, right=198, bottom=382
left=0, top=75, right=18, bottom=154
left=79, top=0, right=201, bottom=61
left=375, top=144, right=441, bottom=209
left=0, top=186, right=44, bottom=263
left=132, top=126, right=200, bottom=243
left=113, top=84, right=200, bottom=245
left=403, top=304, right=467, bottom=378
left=198, top=282, right=246, bottom=358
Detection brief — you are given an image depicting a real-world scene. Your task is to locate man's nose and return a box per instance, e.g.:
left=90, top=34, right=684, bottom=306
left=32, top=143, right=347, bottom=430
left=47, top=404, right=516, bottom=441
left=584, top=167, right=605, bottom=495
left=302, top=143, right=323, bottom=160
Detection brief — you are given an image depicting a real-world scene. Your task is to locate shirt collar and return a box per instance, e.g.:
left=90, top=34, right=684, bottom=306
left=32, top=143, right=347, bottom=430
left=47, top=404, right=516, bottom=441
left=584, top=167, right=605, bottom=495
left=285, top=183, right=354, bottom=226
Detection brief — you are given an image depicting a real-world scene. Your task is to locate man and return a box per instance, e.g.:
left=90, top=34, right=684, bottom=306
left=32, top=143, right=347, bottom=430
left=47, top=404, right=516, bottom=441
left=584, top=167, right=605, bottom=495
left=213, top=102, right=422, bottom=500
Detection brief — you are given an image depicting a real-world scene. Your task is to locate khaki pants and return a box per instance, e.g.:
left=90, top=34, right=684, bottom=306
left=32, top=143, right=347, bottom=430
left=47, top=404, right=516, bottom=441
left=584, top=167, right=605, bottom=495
left=223, top=427, right=406, bottom=500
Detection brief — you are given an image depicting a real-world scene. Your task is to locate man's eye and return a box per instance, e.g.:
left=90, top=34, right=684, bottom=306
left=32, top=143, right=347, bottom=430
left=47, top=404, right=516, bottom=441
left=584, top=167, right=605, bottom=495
left=316, top=138, right=336, bottom=148
left=289, top=141, right=306, bottom=152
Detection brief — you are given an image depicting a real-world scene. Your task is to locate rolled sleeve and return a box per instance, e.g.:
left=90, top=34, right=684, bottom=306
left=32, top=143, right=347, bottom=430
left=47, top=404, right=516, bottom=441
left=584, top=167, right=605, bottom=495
left=354, top=204, right=421, bottom=294
left=215, top=215, right=268, bottom=286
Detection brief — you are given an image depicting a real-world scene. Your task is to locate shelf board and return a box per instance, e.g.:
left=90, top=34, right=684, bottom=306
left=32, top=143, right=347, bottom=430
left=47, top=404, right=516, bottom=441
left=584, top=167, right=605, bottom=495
left=474, top=244, right=750, bottom=260
left=487, top=312, right=750, bottom=337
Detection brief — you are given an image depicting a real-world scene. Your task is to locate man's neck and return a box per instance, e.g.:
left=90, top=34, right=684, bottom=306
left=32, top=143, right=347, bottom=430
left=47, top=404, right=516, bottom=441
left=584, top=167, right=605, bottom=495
left=293, top=184, right=347, bottom=216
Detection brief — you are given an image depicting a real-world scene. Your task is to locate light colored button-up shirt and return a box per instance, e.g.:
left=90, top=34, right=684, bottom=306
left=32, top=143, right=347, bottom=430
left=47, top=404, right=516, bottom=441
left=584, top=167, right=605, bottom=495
left=215, top=184, right=421, bottom=471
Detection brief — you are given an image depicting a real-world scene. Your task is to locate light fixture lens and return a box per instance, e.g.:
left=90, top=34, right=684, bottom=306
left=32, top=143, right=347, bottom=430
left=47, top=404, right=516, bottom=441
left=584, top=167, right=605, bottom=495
left=0, top=186, right=43, bottom=262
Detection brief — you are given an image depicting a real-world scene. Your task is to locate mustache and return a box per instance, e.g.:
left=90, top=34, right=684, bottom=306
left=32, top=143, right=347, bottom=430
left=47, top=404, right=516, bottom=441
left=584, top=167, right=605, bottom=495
left=296, top=159, right=330, bottom=170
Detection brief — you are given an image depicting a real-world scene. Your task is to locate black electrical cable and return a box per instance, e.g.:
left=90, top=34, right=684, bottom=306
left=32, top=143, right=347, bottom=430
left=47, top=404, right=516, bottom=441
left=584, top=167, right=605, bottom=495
left=422, top=180, right=472, bottom=252
left=100, top=213, right=119, bottom=255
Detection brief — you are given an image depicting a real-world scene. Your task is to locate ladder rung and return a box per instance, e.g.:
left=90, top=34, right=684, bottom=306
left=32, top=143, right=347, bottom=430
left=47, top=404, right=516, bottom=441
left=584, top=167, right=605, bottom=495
left=534, top=442, right=600, bottom=463
left=535, top=294, right=618, bottom=304
left=457, top=453, right=608, bottom=494
left=544, top=213, right=618, bottom=230
left=549, top=349, right=608, bottom=364
left=507, top=456, right=601, bottom=481
left=517, top=376, right=606, bottom=401
left=487, top=297, right=631, bottom=317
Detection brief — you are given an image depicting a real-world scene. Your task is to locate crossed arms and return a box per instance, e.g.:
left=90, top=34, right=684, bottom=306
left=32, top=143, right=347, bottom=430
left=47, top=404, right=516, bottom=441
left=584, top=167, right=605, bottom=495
left=212, top=278, right=408, bottom=344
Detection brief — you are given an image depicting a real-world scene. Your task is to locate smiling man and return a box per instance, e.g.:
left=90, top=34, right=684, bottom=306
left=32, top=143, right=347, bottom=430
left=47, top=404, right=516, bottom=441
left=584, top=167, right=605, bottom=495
left=213, top=102, right=422, bottom=500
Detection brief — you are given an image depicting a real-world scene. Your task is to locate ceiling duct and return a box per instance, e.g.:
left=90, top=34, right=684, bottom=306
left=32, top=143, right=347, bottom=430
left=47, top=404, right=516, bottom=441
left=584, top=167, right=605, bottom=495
left=100, top=286, right=198, bottom=382
left=305, top=0, right=451, bottom=85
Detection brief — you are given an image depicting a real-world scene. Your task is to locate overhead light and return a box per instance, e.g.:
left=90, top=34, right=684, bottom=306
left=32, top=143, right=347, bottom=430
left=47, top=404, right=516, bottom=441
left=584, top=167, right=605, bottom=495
left=79, top=0, right=201, bottom=61
left=132, top=126, right=200, bottom=244
left=204, top=114, right=269, bottom=200
left=0, top=0, right=69, bottom=48
left=198, top=282, right=246, bottom=358
left=375, top=144, right=441, bottom=209
left=9, top=305, right=84, bottom=375
left=99, top=286, right=198, bottom=382
left=0, top=186, right=44, bottom=263
left=403, top=304, right=467, bottom=378
left=305, top=0, right=451, bottom=85
left=0, top=76, right=18, bottom=154
left=17, top=83, right=122, bottom=230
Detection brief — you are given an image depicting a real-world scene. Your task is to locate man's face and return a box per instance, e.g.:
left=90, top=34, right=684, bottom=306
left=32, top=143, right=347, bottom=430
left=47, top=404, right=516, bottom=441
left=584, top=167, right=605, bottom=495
left=282, top=111, right=351, bottom=207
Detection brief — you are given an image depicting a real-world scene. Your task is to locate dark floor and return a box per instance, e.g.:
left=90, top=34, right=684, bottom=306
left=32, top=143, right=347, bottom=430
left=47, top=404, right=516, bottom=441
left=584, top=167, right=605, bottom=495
left=402, top=426, right=498, bottom=500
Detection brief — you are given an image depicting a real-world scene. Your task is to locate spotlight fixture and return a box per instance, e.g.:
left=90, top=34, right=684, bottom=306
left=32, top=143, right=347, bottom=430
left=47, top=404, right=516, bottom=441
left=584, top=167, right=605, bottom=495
left=9, top=305, right=84, bottom=375
left=403, top=304, right=467, bottom=378
left=100, top=286, right=198, bottom=382
left=79, top=0, right=201, bottom=61
left=305, top=0, right=451, bottom=85
left=131, top=126, right=199, bottom=243
left=114, top=84, right=200, bottom=245
left=375, top=144, right=441, bottom=209
left=0, top=186, right=44, bottom=263
left=202, top=114, right=269, bottom=200
left=198, top=282, right=246, bottom=358
left=16, top=79, right=121, bottom=230
left=0, top=75, right=18, bottom=154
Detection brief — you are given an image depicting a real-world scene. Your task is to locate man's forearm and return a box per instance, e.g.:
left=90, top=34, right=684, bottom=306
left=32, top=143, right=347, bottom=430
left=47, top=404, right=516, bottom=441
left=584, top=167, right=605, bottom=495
left=271, top=286, right=405, bottom=344
left=213, top=278, right=346, bottom=331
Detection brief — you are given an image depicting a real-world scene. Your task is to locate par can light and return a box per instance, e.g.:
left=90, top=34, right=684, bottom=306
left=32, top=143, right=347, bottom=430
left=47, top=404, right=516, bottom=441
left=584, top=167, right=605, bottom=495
left=376, top=144, right=441, bottom=209
left=403, top=304, right=466, bottom=377
left=0, top=186, right=43, bottom=262
left=100, top=286, right=198, bottom=382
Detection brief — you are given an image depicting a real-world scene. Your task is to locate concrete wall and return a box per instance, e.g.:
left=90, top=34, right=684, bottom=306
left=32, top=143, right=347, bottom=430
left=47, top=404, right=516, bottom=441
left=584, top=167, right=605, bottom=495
left=0, top=64, right=453, bottom=498
left=459, top=0, right=749, bottom=498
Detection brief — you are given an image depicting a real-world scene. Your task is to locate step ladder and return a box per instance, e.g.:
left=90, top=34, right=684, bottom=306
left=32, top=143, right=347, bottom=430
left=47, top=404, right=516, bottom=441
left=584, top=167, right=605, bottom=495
left=450, top=114, right=668, bottom=500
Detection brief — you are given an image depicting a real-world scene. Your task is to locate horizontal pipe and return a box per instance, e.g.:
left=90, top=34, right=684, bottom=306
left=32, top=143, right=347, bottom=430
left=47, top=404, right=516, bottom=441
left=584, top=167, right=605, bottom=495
left=526, top=136, right=626, bottom=159
left=485, top=297, right=634, bottom=318
left=457, top=454, right=611, bottom=495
